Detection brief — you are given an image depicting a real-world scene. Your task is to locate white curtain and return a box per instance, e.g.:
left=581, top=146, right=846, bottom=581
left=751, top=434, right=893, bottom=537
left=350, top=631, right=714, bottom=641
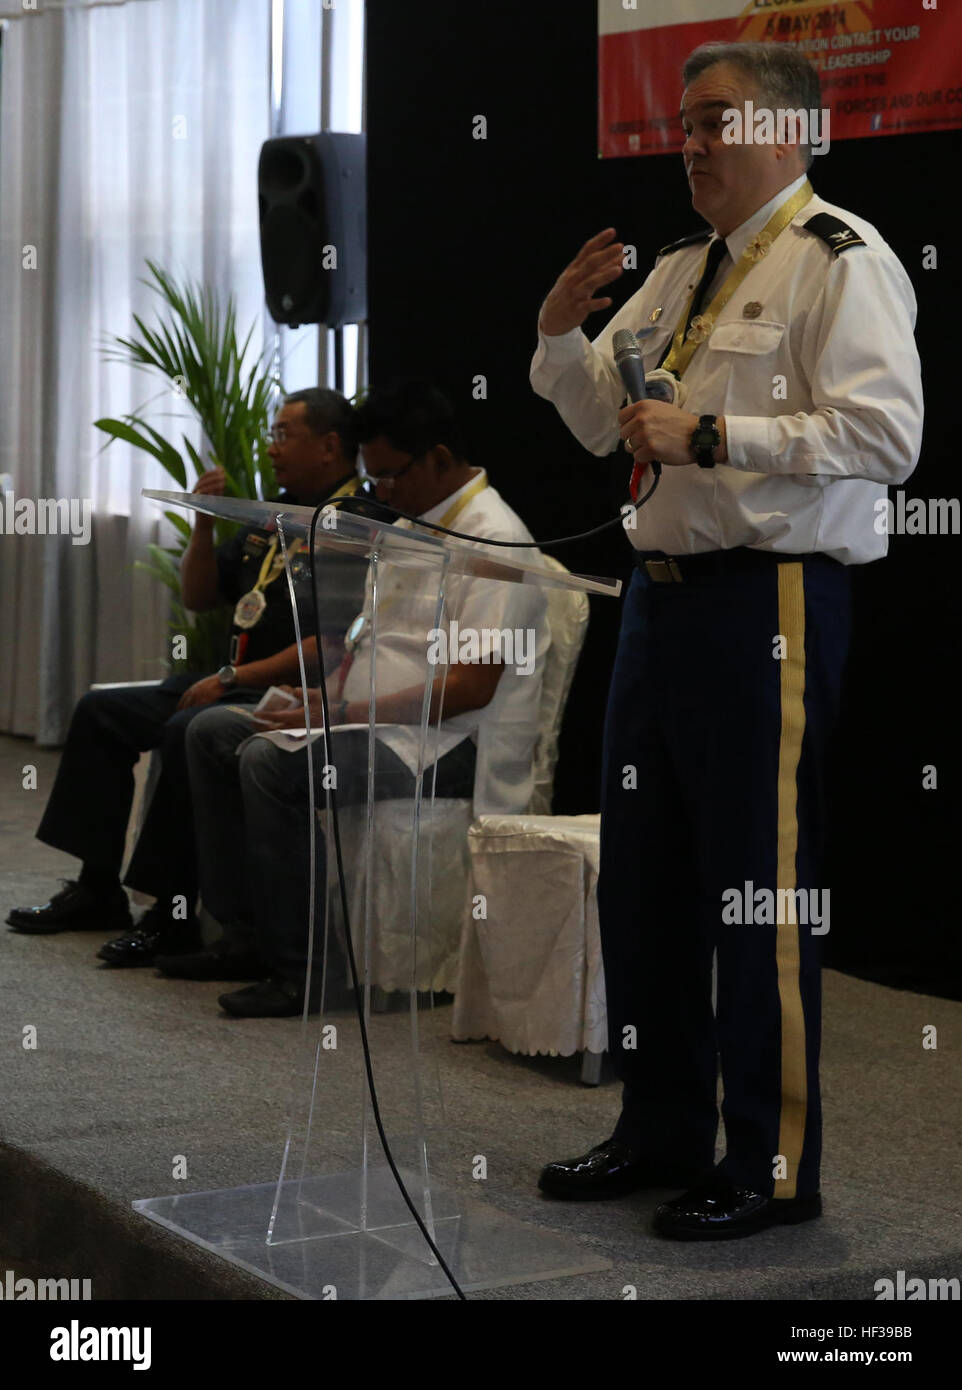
left=0, top=0, right=271, bottom=743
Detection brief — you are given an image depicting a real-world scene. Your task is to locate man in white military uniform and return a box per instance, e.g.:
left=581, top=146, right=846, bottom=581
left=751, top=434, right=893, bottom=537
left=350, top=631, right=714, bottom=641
left=531, top=41, right=922, bottom=1238
left=185, top=382, right=548, bottom=1016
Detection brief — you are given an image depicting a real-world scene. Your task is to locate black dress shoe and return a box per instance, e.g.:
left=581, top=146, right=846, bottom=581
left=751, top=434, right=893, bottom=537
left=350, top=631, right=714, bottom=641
left=653, top=1174, right=822, bottom=1240
left=219, top=976, right=319, bottom=1018
left=7, top=880, right=132, bottom=935
left=97, top=905, right=201, bottom=967
left=155, top=945, right=269, bottom=981
left=538, top=1140, right=706, bottom=1200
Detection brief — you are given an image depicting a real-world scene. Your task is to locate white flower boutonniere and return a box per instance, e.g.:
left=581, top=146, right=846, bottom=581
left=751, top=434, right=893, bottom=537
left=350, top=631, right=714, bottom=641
left=686, top=314, right=714, bottom=345
left=745, top=231, right=773, bottom=262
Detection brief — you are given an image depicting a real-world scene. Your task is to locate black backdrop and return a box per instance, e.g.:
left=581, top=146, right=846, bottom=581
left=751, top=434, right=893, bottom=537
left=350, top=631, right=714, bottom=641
left=366, top=0, right=960, bottom=994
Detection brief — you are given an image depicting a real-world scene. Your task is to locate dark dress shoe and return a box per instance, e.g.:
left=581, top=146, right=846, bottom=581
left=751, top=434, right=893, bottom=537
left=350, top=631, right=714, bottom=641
left=155, top=945, right=269, bottom=981
left=97, top=905, right=201, bottom=967
left=538, top=1140, right=706, bottom=1200
left=653, top=1174, right=822, bottom=1240
left=7, top=880, right=132, bottom=935
left=219, top=976, right=319, bottom=1018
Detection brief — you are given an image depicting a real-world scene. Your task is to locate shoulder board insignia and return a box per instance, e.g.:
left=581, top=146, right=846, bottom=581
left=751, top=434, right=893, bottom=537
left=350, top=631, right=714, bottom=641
left=241, top=532, right=269, bottom=558
left=657, top=230, right=713, bottom=258
left=803, top=213, right=867, bottom=256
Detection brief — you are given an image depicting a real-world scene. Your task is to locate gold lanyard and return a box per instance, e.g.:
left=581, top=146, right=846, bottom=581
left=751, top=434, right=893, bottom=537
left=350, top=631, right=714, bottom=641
left=374, top=470, right=490, bottom=608
left=342, top=472, right=491, bottom=670
left=329, top=475, right=361, bottom=502
left=254, top=537, right=281, bottom=589
left=431, top=470, right=489, bottom=534
left=253, top=536, right=301, bottom=592
left=662, top=180, right=814, bottom=380
left=254, top=478, right=359, bottom=590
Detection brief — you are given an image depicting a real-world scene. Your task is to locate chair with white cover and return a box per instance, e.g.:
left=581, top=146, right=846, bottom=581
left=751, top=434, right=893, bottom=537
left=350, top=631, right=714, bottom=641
left=452, top=556, right=606, bottom=1083
left=331, top=790, right=475, bottom=997
left=451, top=813, right=603, bottom=1082
left=332, top=553, right=589, bottom=1001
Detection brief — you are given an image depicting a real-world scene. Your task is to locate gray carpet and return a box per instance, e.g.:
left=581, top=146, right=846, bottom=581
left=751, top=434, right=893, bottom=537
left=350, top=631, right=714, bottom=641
left=1, top=732, right=960, bottom=1300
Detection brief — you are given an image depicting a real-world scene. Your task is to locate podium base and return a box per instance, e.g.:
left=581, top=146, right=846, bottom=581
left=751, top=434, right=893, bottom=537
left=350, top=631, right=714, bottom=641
left=134, top=1171, right=609, bottom=1300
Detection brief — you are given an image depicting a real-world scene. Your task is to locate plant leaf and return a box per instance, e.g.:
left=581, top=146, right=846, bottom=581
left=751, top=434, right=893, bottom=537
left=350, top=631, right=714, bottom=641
left=163, top=510, right=193, bottom=542
left=94, top=417, right=165, bottom=463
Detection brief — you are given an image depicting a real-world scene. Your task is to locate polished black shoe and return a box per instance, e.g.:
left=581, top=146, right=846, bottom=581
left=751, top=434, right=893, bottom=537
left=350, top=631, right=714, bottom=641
left=7, top=880, right=132, bottom=935
left=538, top=1140, right=706, bottom=1200
left=97, top=905, right=201, bottom=967
left=653, top=1174, right=822, bottom=1240
left=155, top=944, right=269, bottom=981
left=219, top=976, right=318, bottom=1018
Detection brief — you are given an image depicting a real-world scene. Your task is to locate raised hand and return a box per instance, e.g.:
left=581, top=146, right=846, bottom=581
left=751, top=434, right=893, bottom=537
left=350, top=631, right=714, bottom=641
left=538, top=228, right=625, bottom=337
left=188, top=465, right=227, bottom=534
left=192, top=466, right=227, bottom=497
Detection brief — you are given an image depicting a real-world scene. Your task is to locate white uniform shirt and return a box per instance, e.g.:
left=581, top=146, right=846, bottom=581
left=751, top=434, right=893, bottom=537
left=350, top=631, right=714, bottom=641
left=341, top=470, right=550, bottom=815
left=530, top=174, right=924, bottom=564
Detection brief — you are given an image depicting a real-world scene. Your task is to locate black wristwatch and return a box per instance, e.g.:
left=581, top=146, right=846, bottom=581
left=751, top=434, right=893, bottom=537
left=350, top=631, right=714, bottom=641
left=691, top=414, right=721, bottom=469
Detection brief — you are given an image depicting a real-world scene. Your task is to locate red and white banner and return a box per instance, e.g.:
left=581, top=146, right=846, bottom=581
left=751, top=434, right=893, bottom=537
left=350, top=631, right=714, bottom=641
left=599, top=0, right=962, bottom=159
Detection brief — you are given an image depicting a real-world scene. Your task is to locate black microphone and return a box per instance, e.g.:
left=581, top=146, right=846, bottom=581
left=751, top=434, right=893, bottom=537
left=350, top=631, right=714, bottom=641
left=612, top=328, right=661, bottom=478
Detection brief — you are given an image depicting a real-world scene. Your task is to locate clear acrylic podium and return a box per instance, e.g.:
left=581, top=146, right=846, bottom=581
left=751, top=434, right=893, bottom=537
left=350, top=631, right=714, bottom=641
left=134, top=487, right=620, bottom=1299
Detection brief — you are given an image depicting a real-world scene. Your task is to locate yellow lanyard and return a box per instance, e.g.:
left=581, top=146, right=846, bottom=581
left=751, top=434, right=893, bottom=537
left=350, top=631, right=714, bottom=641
left=390, top=471, right=489, bottom=538
left=253, top=536, right=303, bottom=592
left=662, top=180, right=814, bottom=380
left=254, top=477, right=359, bottom=589
left=432, top=470, right=489, bottom=533
left=341, top=472, right=491, bottom=679
left=329, top=475, right=361, bottom=502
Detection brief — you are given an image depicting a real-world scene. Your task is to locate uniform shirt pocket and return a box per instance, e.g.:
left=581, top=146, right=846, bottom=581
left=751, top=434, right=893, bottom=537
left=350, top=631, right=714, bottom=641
left=708, top=320, right=785, bottom=355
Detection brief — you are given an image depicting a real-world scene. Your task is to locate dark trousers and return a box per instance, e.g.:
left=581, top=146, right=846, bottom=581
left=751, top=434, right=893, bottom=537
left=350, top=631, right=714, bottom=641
left=598, top=551, right=851, bottom=1200
left=36, top=675, right=263, bottom=904
left=185, top=707, right=478, bottom=981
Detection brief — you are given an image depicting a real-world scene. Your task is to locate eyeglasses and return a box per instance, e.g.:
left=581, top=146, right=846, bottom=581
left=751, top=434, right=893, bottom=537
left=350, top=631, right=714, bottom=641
left=358, top=452, right=424, bottom=489
left=269, top=423, right=340, bottom=445
left=268, top=424, right=296, bottom=444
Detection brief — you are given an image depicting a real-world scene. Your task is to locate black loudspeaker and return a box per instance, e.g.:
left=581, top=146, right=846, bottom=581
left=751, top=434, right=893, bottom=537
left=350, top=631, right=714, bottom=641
left=258, top=132, right=367, bottom=328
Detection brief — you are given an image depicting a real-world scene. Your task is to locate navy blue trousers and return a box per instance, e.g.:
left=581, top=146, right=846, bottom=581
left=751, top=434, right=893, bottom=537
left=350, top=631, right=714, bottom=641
left=35, top=675, right=261, bottom=902
left=598, top=550, right=851, bottom=1200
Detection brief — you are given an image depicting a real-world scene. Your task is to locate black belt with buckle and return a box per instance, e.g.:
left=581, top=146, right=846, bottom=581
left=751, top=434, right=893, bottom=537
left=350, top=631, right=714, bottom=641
left=634, top=548, right=817, bottom=583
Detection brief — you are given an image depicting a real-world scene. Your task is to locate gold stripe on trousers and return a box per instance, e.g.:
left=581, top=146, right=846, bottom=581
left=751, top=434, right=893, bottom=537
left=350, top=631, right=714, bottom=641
left=774, top=562, right=808, bottom=1200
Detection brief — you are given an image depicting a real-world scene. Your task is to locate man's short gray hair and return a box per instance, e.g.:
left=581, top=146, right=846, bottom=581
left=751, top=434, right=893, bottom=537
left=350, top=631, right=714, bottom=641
left=682, top=41, right=824, bottom=170
left=283, top=386, right=357, bottom=461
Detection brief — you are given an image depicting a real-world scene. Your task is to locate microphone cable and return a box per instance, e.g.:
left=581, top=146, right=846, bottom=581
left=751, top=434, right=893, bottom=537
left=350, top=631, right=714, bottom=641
left=327, top=467, right=661, bottom=549
left=305, top=502, right=468, bottom=1301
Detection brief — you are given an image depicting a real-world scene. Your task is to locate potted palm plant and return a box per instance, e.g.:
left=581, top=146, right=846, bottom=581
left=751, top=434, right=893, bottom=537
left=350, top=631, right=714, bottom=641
left=95, top=261, right=278, bottom=673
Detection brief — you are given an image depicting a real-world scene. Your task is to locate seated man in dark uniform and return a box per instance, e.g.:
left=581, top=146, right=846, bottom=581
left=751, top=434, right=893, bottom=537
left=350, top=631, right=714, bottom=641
left=6, top=387, right=362, bottom=968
